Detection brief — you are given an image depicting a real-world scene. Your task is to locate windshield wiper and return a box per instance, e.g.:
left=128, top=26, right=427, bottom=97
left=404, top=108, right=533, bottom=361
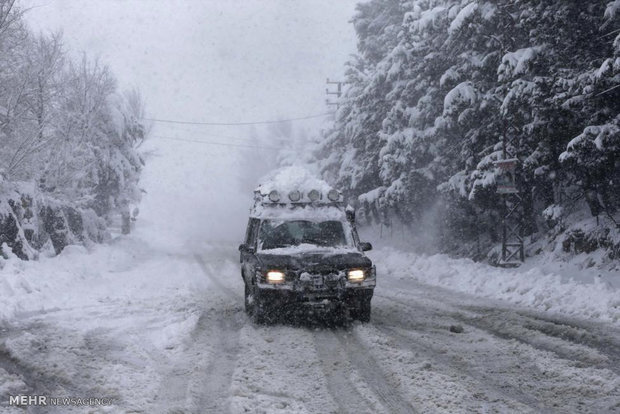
left=301, top=237, right=327, bottom=246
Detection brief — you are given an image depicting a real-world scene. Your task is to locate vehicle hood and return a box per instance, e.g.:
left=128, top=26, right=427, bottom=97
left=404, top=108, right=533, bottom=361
left=256, top=246, right=371, bottom=272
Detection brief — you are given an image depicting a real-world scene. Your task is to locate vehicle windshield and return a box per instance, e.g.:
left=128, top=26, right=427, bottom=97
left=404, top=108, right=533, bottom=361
left=258, top=220, right=351, bottom=250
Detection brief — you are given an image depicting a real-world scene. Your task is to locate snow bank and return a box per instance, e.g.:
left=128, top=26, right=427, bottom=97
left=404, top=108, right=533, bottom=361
left=0, top=231, right=208, bottom=327
left=370, top=248, right=620, bottom=324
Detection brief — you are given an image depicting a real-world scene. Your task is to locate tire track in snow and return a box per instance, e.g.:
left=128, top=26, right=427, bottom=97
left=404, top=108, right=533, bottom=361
left=457, top=311, right=620, bottom=376
left=509, top=309, right=620, bottom=374
left=378, top=291, right=620, bottom=375
left=333, top=329, right=418, bottom=414
left=183, top=253, right=245, bottom=414
left=314, top=328, right=418, bottom=414
left=445, top=300, right=620, bottom=376
left=313, top=330, right=376, bottom=414
left=370, top=316, right=547, bottom=413
left=186, top=309, right=244, bottom=414
left=375, top=291, right=620, bottom=413
left=0, top=328, right=125, bottom=413
left=377, top=274, right=620, bottom=375
left=194, top=253, right=242, bottom=301
left=0, top=339, right=54, bottom=396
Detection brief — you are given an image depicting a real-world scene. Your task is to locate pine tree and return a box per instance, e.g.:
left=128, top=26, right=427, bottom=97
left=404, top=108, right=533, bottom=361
left=313, top=0, right=620, bottom=259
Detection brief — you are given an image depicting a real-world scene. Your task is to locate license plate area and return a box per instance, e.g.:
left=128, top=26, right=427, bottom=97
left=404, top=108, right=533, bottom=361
left=311, top=275, right=324, bottom=290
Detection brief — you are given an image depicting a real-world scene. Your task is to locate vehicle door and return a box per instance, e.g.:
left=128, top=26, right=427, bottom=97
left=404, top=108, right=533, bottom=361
left=240, top=218, right=260, bottom=284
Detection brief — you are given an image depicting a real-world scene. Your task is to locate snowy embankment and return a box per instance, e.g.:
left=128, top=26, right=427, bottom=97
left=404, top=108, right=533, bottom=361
left=370, top=248, right=620, bottom=324
left=0, top=233, right=206, bottom=339
left=0, top=232, right=213, bottom=411
left=2, top=238, right=618, bottom=329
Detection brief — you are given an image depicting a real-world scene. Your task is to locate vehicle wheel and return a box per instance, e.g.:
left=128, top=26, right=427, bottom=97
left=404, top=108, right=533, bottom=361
left=350, top=299, right=371, bottom=323
left=251, top=286, right=268, bottom=324
left=244, top=283, right=251, bottom=315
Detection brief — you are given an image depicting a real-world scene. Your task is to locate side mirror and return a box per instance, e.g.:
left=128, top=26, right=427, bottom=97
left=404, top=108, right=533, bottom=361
left=359, top=242, right=372, bottom=252
left=345, top=207, right=356, bottom=223
left=239, top=244, right=255, bottom=254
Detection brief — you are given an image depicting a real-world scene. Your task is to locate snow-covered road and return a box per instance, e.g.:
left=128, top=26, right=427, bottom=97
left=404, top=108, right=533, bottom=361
left=1, top=239, right=618, bottom=413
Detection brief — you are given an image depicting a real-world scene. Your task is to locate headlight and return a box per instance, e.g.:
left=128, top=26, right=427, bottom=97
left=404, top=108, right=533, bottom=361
left=347, top=269, right=365, bottom=282
left=266, top=270, right=285, bottom=284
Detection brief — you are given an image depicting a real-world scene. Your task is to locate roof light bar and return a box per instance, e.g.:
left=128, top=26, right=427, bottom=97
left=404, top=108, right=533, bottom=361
left=307, top=189, right=320, bottom=202
left=268, top=190, right=280, bottom=202
left=327, top=189, right=340, bottom=202
left=288, top=190, right=301, bottom=202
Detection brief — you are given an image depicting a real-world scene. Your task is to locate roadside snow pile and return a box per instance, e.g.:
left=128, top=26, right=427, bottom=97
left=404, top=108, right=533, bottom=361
left=372, top=248, right=620, bottom=323
left=0, top=232, right=208, bottom=329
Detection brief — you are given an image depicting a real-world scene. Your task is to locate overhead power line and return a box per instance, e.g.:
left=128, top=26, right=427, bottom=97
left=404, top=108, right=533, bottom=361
left=153, top=135, right=281, bottom=150
left=143, top=112, right=334, bottom=126
left=149, top=127, right=288, bottom=145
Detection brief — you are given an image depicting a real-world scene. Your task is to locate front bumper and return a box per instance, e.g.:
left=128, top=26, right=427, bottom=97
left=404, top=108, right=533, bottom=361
left=255, top=270, right=375, bottom=308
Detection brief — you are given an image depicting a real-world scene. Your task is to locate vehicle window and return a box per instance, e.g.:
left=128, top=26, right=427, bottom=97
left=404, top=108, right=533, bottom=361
left=244, top=219, right=253, bottom=245
left=258, top=220, right=350, bottom=250
left=246, top=218, right=260, bottom=247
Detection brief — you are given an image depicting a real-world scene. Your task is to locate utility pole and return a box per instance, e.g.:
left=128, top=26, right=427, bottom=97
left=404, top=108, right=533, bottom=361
left=326, top=78, right=344, bottom=109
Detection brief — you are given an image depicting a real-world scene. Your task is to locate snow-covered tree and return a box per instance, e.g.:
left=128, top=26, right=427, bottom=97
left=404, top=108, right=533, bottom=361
left=1, top=3, right=147, bottom=258
left=313, top=0, right=619, bottom=259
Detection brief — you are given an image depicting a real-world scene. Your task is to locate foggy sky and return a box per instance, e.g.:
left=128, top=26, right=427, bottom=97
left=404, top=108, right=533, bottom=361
left=22, top=1, right=360, bottom=243
left=24, top=0, right=358, bottom=125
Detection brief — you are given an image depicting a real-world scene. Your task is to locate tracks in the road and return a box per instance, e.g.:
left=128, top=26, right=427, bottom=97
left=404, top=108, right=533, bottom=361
left=372, top=316, right=546, bottom=413
left=512, top=309, right=620, bottom=374
left=172, top=254, right=245, bottom=414
left=0, top=340, right=53, bottom=397
left=314, top=330, right=376, bottom=414
left=334, top=329, right=418, bottom=414
left=195, top=253, right=241, bottom=301
left=375, top=290, right=620, bottom=413
left=314, top=328, right=418, bottom=414
left=186, top=309, right=244, bottom=414
left=378, top=291, right=620, bottom=375
left=0, top=324, right=124, bottom=412
left=458, top=310, right=620, bottom=376
left=189, top=252, right=617, bottom=413
left=197, top=252, right=420, bottom=413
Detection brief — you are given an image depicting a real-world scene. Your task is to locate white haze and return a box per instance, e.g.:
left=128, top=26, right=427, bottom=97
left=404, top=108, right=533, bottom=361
left=23, top=0, right=358, bottom=244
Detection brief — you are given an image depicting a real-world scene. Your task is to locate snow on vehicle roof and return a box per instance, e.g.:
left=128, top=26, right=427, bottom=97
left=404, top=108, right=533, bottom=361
left=250, top=203, right=347, bottom=221
left=251, top=166, right=347, bottom=219
left=259, top=243, right=358, bottom=256
left=255, top=166, right=332, bottom=195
